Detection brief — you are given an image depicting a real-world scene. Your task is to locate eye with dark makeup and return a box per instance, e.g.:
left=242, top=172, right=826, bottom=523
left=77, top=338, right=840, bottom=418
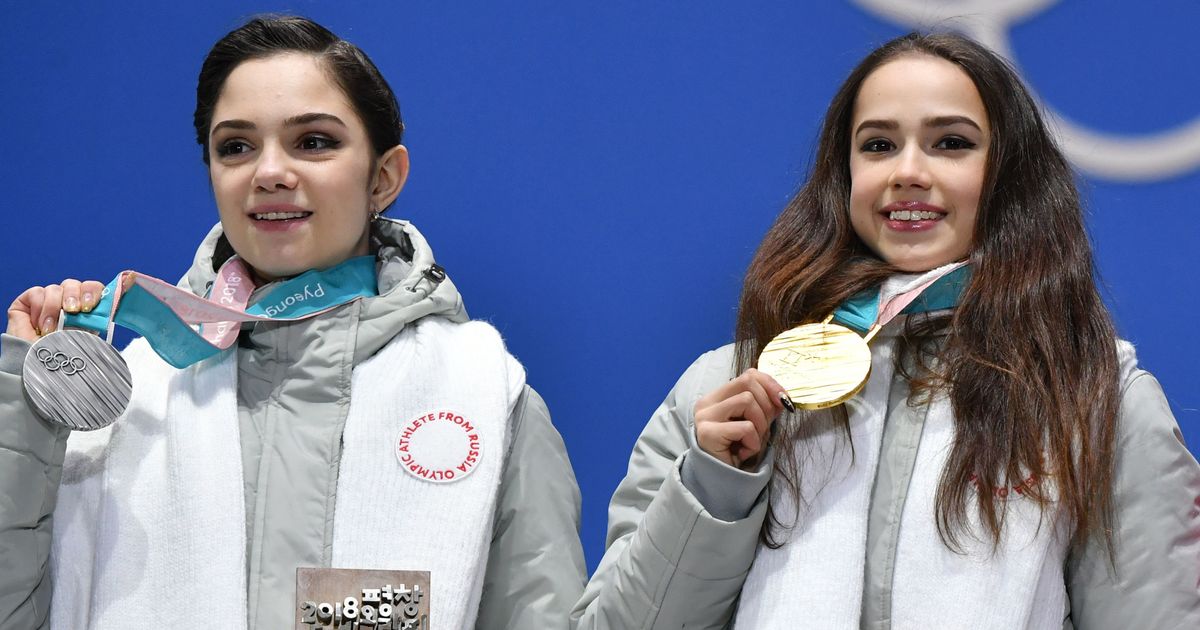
left=860, top=138, right=895, bottom=153
left=215, top=139, right=253, bottom=158
left=298, top=134, right=342, bottom=152
left=934, top=136, right=977, bottom=151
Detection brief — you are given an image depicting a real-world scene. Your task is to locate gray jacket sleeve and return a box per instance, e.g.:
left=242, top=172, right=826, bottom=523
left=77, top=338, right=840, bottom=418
left=1064, top=371, right=1200, bottom=629
left=476, top=385, right=588, bottom=630
left=0, top=333, right=67, bottom=630
left=571, top=347, right=773, bottom=630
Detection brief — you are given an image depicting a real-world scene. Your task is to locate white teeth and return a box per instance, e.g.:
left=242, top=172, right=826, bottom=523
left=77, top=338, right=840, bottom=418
left=253, top=211, right=309, bottom=221
left=888, top=210, right=941, bottom=221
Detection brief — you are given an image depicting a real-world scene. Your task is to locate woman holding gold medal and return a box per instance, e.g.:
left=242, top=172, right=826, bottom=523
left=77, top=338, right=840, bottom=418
left=0, top=15, right=585, bottom=629
left=573, top=33, right=1200, bottom=629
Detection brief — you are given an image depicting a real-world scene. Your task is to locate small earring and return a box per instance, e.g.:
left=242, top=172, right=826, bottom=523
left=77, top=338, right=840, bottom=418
left=370, top=207, right=381, bottom=222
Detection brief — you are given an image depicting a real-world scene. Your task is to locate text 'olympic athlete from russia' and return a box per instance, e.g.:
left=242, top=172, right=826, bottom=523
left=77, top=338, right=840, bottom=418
left=0, top=15, right=586, bottom=630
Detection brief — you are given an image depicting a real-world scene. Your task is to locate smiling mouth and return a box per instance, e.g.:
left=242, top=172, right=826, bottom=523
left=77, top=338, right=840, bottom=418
left=252, top=211, right=313, bottom=221
left=885, top=209, right=944, bottom=221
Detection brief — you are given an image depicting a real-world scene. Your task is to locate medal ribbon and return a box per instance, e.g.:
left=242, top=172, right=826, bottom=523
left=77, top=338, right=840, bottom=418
left=62, top=256, right=378, bottom=368
left=831, top=262, right=970, bottom=335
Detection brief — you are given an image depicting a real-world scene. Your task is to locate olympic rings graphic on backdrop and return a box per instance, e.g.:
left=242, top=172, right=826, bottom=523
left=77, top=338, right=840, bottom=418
left=36, top=347, right=87, bottom=376
left=850, top=0, right=1200, bottom=181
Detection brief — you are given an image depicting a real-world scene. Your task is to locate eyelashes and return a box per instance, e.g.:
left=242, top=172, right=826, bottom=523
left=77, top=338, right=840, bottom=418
left=861, top=138, right=894, bottom=153
left=858, top=135, right=978, bottom=153
left=934, top=136, right=976, bottom=150
left=298, top=134, right=341, bottom=151
left=216, top=139, right=252, bottom=157
left=212, top=134, right=343, bottom=159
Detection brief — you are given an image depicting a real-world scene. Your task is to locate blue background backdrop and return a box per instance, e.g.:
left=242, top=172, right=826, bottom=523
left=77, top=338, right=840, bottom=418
left=3, top=1, right=1197, bottom=572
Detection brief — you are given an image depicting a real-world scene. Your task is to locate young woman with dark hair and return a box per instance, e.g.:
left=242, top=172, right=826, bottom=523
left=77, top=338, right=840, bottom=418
left=573, top=32, right=1200, bottom=629
left=0, top=16, right=585, bottom=629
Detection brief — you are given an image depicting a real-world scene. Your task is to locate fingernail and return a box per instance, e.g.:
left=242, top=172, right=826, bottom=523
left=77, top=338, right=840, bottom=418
left=64, top=297, right=79, bottom=312
left=43, top=317, right=55, bottom=333
left=779, top=392, right=796, bottom=413
left=82, top=292, right=95, bottom=310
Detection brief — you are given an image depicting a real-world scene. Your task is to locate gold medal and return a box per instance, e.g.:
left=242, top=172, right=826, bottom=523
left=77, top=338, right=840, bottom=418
left=761, top=263, right=970, bottom=409
left=758, top=316, right=880, bottom=410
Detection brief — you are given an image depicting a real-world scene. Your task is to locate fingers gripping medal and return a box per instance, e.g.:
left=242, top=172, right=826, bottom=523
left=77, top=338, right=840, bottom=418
left=20, top=256, right=382, bottom=431
left=23, top=310, right=132, bottom=431
left=759, top=262, right=970, bottom=410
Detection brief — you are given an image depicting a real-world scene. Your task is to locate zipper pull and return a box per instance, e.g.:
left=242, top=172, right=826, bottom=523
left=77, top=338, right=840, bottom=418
left=423, top=264, right=446, bottom=284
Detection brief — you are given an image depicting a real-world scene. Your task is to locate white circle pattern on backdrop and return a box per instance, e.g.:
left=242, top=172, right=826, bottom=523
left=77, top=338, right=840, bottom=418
left=851, top=0, right=1200, bottom=181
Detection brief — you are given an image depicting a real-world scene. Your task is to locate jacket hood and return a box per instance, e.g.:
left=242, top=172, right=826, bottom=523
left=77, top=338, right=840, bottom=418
left=180, top=218, right=468, bottom=363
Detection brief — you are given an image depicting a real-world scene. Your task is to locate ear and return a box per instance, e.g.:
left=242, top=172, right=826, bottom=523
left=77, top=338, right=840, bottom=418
left=370, top=144, right=410, bottom=211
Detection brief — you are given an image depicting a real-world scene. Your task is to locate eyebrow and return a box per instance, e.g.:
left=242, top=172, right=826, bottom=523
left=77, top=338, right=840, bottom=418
left=854, top=115, right=983, bottom=136
left=210, top=112, right=348, bottom=136
left=284, top=112, right=348, bottom=128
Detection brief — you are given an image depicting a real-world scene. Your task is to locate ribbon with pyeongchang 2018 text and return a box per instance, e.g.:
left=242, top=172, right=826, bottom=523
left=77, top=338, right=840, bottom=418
left=64, top=255, right=378, bottom=369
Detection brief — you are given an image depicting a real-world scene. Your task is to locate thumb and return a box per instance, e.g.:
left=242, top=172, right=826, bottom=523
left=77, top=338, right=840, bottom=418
left=7, top=293, right=41, bottom=342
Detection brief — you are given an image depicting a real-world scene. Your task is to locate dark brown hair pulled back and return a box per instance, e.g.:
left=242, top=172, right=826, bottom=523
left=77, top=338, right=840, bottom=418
left=736, top=32, right=1119, bottom=553
left=193, top=15, right=404, bottom=164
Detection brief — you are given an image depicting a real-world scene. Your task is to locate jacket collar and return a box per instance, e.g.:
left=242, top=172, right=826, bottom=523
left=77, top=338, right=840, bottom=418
left=179, top=219, right=468, bottom=363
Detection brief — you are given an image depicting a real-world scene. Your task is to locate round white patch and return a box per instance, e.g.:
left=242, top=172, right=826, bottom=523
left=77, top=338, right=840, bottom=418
left=395, top=410, right=483, bottom=484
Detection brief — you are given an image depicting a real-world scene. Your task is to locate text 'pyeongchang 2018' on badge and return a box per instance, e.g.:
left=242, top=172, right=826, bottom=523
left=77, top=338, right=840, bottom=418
left=262, top=283, right=327, bottom=317
left=396, top=410, right=483, bottom=483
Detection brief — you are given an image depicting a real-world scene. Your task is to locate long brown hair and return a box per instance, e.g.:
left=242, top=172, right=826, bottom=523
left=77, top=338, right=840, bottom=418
left=736, top=32, right=1119, bottom=553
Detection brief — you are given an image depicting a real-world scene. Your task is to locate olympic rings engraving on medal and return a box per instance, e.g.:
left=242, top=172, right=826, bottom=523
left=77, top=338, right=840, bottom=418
left=35, top=347, right=87, bottom=375
left=23, top=326, right=132, bottom=431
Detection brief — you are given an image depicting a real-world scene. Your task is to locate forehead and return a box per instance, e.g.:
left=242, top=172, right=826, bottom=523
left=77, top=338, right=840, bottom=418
left=852, top=54, right=988, bottom=128
left=211, top=53, right=357, bottom=123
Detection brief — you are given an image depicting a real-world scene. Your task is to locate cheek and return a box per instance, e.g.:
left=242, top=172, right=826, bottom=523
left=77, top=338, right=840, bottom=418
left=209, top=169, right=245, bottom=212
left=948, top=172, right=984, bottom=254
left=847, top=190, right=877, bottom=246
left=958, top=158, right=988, bottom=204
left=317, top=163, right=371, bottom=201
left=847, top=165, right=879, bottom=223
left=947, top=170, right=985, bottom=223
left=847, top=158, right=886, bottom=199
left=211, top=187, right=236, bottom=221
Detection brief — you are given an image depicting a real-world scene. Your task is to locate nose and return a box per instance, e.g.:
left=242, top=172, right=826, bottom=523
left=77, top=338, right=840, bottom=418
left=251, top=144, right=298, bottom=192
left=888, top=145, right=932, bottom=190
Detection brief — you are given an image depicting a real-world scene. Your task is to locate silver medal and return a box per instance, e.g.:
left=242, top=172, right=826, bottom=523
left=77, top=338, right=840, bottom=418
left=22, top=316, right=132, bottom=430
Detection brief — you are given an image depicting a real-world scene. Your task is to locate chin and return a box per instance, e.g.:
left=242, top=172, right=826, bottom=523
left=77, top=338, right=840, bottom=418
left=891, top=260, right=939, bottom=273
left=245, top=258, right=314, bottom=282
left=881, top=250, right=957, bottom=273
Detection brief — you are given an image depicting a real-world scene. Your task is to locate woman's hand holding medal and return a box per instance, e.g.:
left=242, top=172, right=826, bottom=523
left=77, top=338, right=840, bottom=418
left=8, top=278, right=132, bottom=431
left=7, top=279, right=106, bottom=341
left=693, top=369, right=788, bottom=470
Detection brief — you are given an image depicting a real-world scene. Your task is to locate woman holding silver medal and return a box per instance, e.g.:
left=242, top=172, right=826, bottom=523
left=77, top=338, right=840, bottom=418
left=0, top=15, right=585, bottom=629
left=573, top=33, right=1200, bottom=629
